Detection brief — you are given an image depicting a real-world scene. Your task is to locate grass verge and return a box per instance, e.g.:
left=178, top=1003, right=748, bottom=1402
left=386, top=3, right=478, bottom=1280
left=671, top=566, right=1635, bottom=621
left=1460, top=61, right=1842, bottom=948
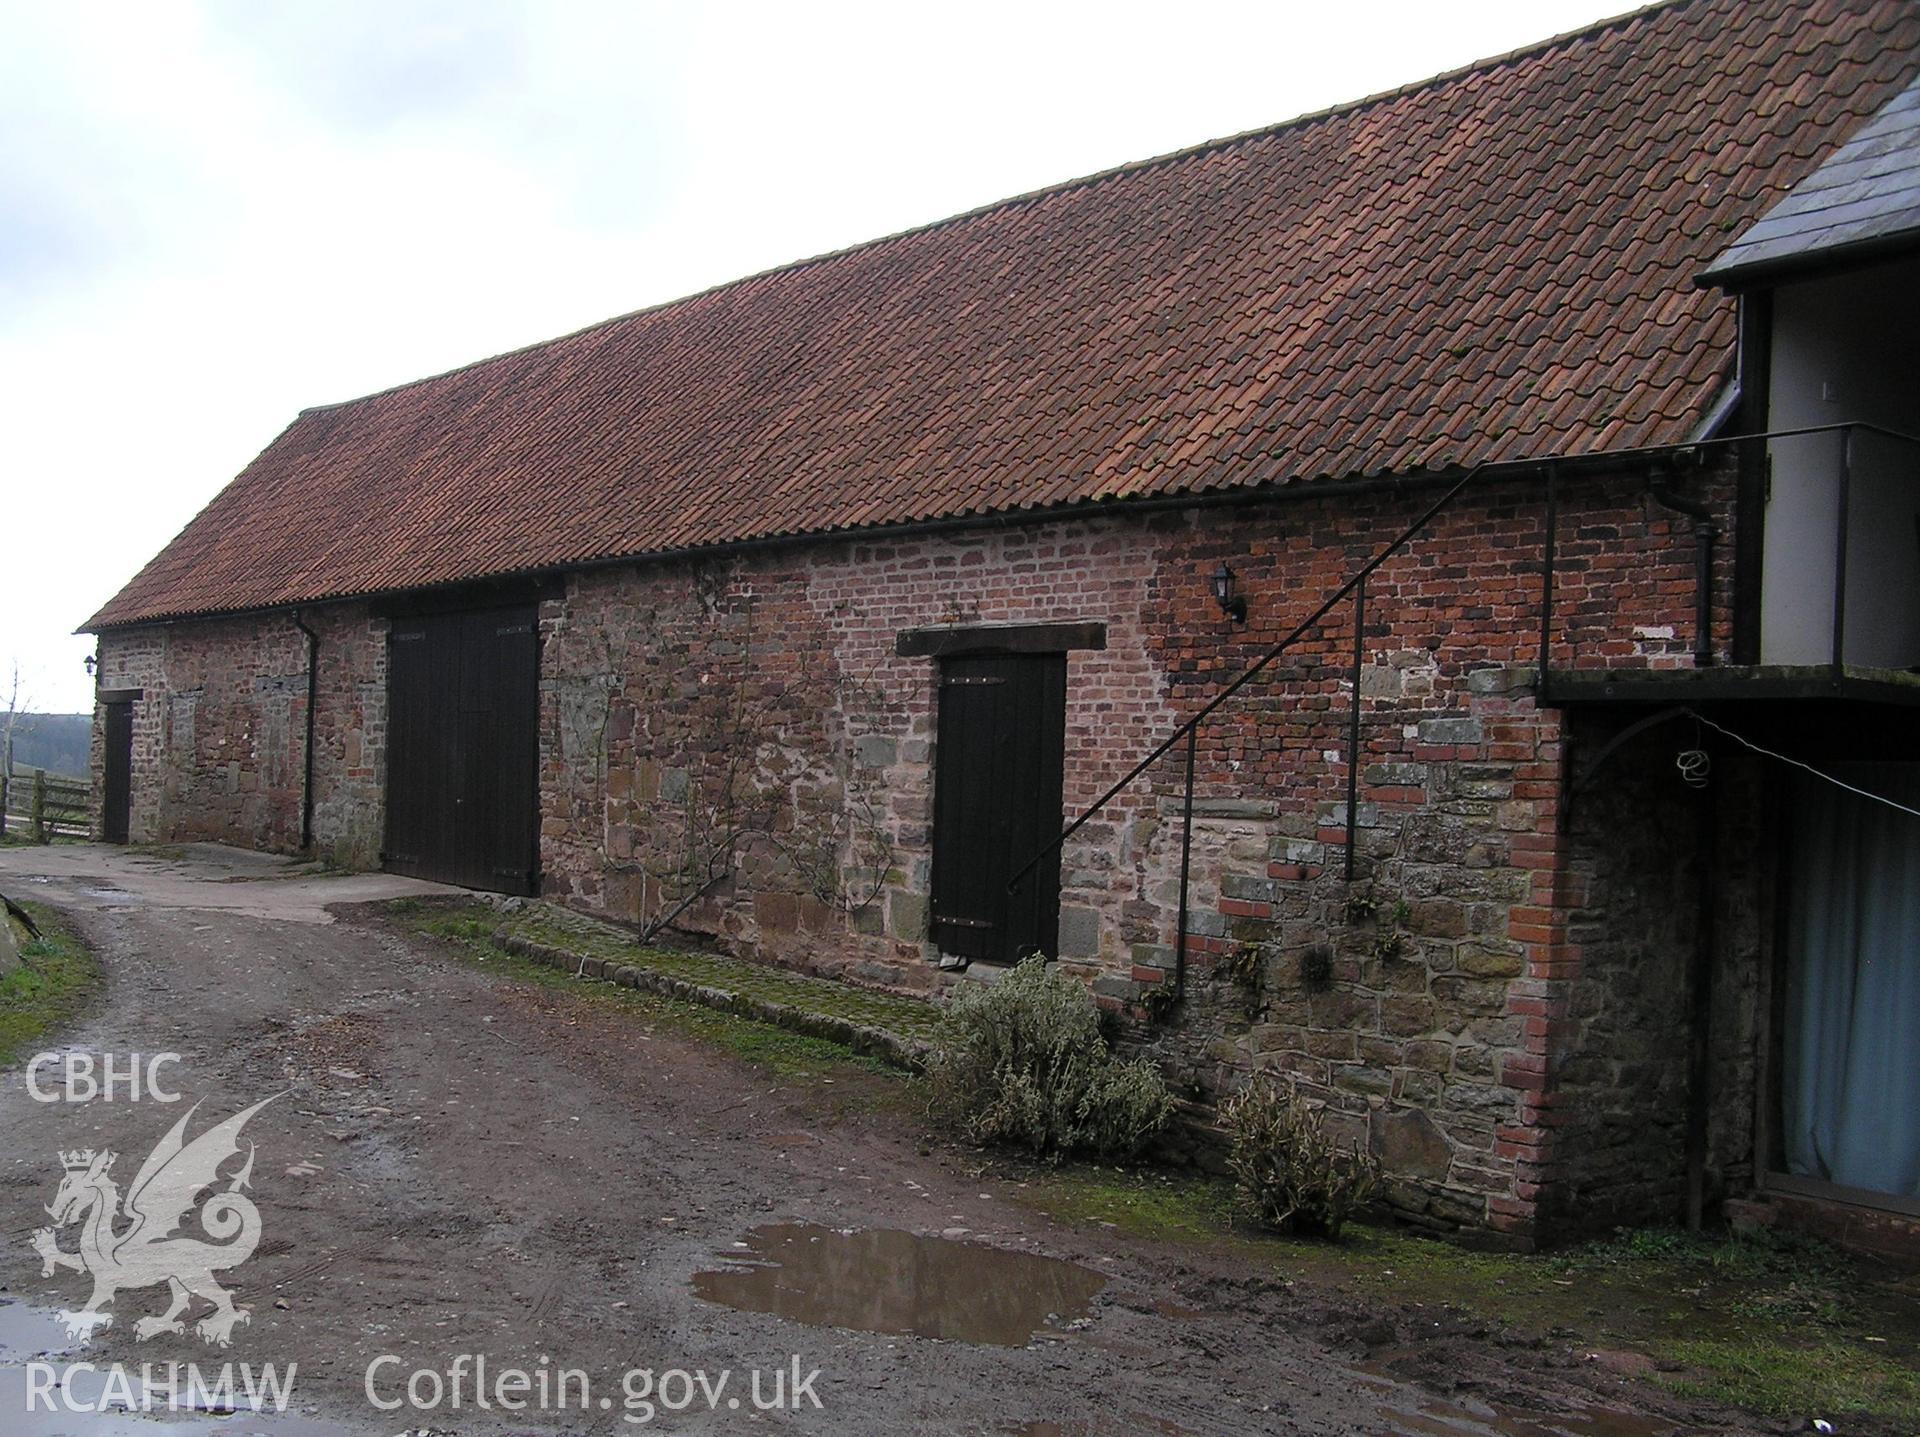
left=493, top=906, right=942, bottom=1046
left=1019, top=1161, right=1920, bottom=1428
left=0, top=904, right=102, bottom=1065
left=384, top=897, right=901, bottom=1088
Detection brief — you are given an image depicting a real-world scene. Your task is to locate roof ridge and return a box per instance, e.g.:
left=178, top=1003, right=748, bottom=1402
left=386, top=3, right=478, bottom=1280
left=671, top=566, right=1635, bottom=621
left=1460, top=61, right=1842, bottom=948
left=300, top=0, right=1689, bottom=417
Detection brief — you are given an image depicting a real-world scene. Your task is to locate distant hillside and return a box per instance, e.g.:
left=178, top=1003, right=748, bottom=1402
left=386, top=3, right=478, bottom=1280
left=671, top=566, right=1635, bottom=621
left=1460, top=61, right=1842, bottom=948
left=5, top=713, right=91, bottom=779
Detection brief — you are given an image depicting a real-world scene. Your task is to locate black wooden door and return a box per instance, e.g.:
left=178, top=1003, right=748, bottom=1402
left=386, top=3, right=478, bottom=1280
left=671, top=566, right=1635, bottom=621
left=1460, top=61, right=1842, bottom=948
left=384, top=605, right=539, bottom=894
left=101, top=701, right=133, bottom=844
left=929, top=653, right=1066, bottom=963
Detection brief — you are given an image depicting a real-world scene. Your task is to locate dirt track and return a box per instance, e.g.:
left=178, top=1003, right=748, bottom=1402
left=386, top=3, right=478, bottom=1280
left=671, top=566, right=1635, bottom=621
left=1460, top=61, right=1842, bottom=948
left=0, top=845, right=1726, bottom=1436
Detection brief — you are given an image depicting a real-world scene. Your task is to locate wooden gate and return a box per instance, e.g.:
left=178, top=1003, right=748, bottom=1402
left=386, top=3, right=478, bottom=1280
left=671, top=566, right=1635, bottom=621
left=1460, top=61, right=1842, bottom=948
left=384, top=604, right=539, bottom=894
left=928, top=653, right=1066, bottom=963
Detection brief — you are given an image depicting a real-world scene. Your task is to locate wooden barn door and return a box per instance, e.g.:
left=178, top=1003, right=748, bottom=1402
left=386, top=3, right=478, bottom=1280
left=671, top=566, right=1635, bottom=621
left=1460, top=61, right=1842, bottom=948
left=384, top=604, right=539, bottom=894
left=101, top=701, right=133, bottom=844
left=929, top=653, right=1066, bottom=964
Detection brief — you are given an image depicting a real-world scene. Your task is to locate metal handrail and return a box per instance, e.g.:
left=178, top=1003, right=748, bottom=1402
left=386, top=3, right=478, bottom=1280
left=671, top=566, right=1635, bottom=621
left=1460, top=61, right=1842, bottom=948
left=1025, top=420, right=1916, bottom=840
left=998, top=414, right=1912, bottom=998
left=1005, top=463, right=1491, bottom=991
left=1004, top=419, right=1913, bottom=998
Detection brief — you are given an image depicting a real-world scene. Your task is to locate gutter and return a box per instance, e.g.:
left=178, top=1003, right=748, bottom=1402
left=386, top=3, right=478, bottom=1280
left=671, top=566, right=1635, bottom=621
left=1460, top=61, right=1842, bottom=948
left=1688, top=378, right=1740, bottom=444
left=291, top=611, right=319, bottom=852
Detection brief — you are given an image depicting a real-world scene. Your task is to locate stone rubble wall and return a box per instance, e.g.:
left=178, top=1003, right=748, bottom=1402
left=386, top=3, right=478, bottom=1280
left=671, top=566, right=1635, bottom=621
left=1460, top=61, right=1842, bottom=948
left=90, top=604, right=384, bottom=865
left=90, top=454, right=1744, bottom=1243
left=1541, top=724, right=1768, bottom=1236
left=530, top=460, right=1737, bottom=1241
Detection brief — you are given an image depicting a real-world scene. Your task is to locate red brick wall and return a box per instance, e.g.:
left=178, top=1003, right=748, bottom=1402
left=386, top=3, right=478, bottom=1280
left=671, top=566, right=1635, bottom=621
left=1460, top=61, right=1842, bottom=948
left=95, top=453, right=1742, bottom=1242
left=529, top=457, right=1738, bottom=1240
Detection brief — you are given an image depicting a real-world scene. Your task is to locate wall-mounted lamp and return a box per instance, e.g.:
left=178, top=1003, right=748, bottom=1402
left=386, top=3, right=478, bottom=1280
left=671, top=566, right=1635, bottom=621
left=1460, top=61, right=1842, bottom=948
left=1210, top=563, right=1247, bottom=623
left=83, top=654, right=98, bottom=679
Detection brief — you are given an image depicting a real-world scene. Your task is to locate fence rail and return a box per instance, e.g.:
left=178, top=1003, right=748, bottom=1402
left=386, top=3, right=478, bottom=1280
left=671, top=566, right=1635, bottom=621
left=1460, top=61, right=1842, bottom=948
left=0, top=765, right=90, bottom=841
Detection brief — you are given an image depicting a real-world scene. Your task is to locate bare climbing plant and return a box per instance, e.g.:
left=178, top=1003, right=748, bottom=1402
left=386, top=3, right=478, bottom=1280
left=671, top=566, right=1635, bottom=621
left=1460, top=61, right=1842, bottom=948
left=633, top=590, right=898, bottom=940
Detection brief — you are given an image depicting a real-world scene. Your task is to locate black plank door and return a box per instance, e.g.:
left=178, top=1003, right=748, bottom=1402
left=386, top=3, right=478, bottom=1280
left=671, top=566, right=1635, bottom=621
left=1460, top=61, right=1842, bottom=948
left=929, top=653, right=1067, bottom=963
left=384, top=605, right=539, bottom=894
left=101, top=701, right=133, bottom=844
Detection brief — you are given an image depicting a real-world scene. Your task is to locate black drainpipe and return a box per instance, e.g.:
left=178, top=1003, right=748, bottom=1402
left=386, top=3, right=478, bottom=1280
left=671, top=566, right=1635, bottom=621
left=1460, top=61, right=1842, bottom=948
left=292, top=612, right=319, bottom=852
left=1649, top=480, right=1719, bottom=667
left=1684, top=770, right=1717, bottom=1231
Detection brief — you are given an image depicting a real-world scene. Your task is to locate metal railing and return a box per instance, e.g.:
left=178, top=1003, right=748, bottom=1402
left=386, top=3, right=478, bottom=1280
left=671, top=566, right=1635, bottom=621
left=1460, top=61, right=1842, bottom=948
left=1007, top=463, right=1488, bottom=994
left=1008, top=420, right=1919, bottom=997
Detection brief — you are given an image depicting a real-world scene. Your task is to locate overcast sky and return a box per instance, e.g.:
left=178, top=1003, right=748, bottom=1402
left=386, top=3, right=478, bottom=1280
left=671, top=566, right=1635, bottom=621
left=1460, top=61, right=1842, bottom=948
left=2, top=0, right=1626, bottom=715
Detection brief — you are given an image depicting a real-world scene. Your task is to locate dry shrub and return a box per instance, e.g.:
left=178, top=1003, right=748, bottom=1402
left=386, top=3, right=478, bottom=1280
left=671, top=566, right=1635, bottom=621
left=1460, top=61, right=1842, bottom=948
left=925, top=956, right=1172, bottom=1159
left=1223, top=1076, right=1378, bottom=1238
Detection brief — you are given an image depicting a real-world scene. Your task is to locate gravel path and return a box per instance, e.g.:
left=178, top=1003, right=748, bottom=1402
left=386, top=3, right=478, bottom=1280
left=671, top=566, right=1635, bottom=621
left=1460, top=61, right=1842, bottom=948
left=0, top=844, right=1710, bottom=1436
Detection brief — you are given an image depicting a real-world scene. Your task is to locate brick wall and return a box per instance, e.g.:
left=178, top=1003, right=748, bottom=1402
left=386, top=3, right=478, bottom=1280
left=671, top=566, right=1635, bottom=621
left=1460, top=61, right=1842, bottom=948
left=1110, top=461, right=1734, bottom=1240
left=90, top=604, right=385, bottom=864
left=93, top=454, right=1741, bottom=1243
left=529, top=459, right=1736, bottom=1240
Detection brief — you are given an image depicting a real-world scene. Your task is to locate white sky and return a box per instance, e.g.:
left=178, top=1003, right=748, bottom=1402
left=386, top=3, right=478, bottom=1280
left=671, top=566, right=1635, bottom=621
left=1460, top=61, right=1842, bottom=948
left=2, top=0, right=1627, bottom=714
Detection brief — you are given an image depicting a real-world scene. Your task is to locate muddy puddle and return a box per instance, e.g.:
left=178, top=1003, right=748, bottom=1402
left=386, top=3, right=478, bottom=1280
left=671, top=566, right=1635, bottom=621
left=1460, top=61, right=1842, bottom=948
left=1355, top=1363, right=1695, bottom=1437
left=1002, top=1418, right=1193, bottom=1436
left=1001, top=1373, right=1687, bottom=1437
left=693, top=1223, right=1107, bottom=1346
left=0, top=1299, right=361, bottom=1436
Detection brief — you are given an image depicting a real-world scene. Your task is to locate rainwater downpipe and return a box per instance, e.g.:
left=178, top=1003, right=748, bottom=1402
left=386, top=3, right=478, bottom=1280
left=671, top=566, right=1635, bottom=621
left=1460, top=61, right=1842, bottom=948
left=292, top=611, right=319, bottom=852
left=1685, top=770, right=1717, bottom=1232
left=1643, top=476, right=1724, bottom=1223
left=1648, top=481, right=1719, bottom=667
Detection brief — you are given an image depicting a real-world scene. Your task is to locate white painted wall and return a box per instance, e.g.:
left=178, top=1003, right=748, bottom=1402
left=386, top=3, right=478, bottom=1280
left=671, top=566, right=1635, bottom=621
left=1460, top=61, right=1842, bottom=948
left=1763, top=254, right=1920, bottom=667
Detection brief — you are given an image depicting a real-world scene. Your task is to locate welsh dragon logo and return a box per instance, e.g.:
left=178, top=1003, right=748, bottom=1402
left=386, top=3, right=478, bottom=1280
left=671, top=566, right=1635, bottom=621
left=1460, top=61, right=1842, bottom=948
left=31, top=1094, right=281, bottom=1346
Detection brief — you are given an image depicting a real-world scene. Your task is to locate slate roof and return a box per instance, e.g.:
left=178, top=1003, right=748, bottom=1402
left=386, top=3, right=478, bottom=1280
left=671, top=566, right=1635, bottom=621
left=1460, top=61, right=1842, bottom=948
left=1702, top=70, right=1920, bottom=287
left=87, top=0, right=1920, bottom=630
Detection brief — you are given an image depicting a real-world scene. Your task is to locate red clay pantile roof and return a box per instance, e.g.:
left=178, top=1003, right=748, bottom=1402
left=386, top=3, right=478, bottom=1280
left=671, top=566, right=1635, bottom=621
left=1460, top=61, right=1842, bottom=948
left=87, top=0, right=1920, bottom=629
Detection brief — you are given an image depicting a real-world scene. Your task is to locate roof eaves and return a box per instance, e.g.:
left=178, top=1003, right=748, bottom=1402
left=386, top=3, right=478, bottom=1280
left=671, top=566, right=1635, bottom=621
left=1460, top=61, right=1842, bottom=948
left=1697, top=226, right=1920, bottom=291
left=78, top=419, right=1703, bottom=634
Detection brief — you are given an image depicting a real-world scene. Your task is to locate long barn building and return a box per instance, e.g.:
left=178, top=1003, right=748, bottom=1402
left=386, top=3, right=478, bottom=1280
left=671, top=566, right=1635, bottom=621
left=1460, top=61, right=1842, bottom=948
left=84, top=0, right=1920, bottom=1250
